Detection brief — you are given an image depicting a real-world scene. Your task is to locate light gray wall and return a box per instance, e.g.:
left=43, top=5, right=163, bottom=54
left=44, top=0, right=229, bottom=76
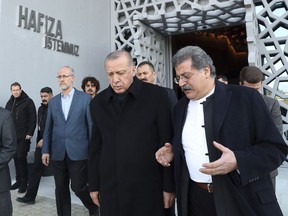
left=0, top=0, right=111, bottom=170
left=0, top=0, right=111, bottom=109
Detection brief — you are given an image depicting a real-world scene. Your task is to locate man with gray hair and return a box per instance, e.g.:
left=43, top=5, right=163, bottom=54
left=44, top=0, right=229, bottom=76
left=156, top=46, right=287, bottom=216
left=42, top=66, right=98, bottom=216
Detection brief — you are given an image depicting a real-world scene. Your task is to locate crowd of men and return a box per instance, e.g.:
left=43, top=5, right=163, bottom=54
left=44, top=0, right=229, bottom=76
left=0, top=46, right=287, bottom=216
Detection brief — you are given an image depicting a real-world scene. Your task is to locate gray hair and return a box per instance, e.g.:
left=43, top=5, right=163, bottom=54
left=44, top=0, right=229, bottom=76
left=105, top=50, right=134, bottom=67
left=61, top=66, right=75, bottom=76
left=172, top=46, right=216, bottom=77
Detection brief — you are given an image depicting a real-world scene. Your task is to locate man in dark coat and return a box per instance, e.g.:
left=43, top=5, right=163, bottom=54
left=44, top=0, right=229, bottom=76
left=136, top=60, right=177, bottom=216
left=136, top=60, right=178, bottom=111
left=0, top=107, right=17, bottom=216
left=88, top=50, right=175, bottom=216
left=5, top=82, right=36, bottom=193
left=239, top=65, right=283, bottom=190
left=156, top=46, right=287, bottom=216
left=16, top=87, right=53, bottom=204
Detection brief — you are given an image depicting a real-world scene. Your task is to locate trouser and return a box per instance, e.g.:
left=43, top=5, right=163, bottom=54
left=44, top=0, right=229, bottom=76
left=188, top=180, right=217, bottom=216
left=52, top=153, right=98, bottom=216
left=14, top=139, right=30, bottom=181
left=0, top=190, right=12, bottom=216
left=25, top=147, right=46, bottom=198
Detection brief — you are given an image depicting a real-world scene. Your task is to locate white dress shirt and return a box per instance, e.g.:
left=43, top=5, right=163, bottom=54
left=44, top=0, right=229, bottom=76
left=182, top=88, right=214, bottom=183
left=61, top=88, right=75, bottom=120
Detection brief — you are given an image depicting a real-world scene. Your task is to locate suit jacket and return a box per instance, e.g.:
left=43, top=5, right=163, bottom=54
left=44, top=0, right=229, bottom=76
left=88, top=78, right=174, bottom=216
left=173, top=81, right=287, bottom=216
left=0, top=107, right=17, bottom=192
left=262, top=95, right=283, bottom=178
left=163, top=87, right=178, bottom=111
left=42, top=88, right=92, bottom=161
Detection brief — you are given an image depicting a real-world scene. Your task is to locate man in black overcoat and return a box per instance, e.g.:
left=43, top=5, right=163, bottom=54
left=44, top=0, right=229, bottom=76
left=0, top=107, right=17, bottom=216
left=88, top=50, right=175, bottom=216
left=156, top=46, right=288, bottom=216
left=5, top=82, right=36, bottom=193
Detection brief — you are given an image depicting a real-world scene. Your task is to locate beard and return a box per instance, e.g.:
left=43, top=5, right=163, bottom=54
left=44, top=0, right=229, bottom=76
left=60, top=84, right=69, bottom=91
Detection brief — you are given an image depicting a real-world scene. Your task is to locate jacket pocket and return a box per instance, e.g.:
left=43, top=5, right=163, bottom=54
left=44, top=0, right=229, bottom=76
left=257, top=189, right=277, bottom=204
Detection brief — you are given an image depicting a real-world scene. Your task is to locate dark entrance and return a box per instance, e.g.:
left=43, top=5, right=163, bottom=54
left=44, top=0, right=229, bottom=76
left=171, top=24, right=248, bottom=97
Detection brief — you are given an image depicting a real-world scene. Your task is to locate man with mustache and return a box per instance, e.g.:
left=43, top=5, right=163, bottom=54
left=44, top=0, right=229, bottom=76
left=137, top=61, right=178, bottom=111
left=81, top=76, right=100, bottom=98
left=156, top=46, right=287, bottom=216
left=16, top=87, right=53, bottom=204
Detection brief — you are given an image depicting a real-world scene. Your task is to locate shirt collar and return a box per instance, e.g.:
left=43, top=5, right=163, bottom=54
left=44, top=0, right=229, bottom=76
left=193, top=87, right=215, bottom=104
left=106, top=77, right=142, bottom=102
left=61, top=88, right=75, bottom=99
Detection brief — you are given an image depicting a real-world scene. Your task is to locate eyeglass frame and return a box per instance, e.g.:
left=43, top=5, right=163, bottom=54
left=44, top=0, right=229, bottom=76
left=56, top=74, right=74, bottom=80
left=174, top=72, right=193, bottom=84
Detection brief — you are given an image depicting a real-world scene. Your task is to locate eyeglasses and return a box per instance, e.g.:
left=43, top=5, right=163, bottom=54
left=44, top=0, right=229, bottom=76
left=174, top=72, right=193, bottom=84
left=56, top=75, right=73, bottom=80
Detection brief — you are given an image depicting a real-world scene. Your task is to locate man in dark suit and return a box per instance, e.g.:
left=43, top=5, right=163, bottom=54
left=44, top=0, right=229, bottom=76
left=42, top=66, right=98, bottom=216
left=88, top=50, right=175, bottom=216
left=137, top=60, right=177, bottom=216
left=16, top=87, right=53, bottom=204
left=239, top=65, right=283, bottom=190
left=156, top=46, right=287, bottom=216
left=137, top=60, right=178, bottom=111
left=0, top=107, right=17, bottom=216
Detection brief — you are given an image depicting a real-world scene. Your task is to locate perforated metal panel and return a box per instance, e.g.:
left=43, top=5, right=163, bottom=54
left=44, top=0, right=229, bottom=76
left=112, top=0, right=288, bottom=140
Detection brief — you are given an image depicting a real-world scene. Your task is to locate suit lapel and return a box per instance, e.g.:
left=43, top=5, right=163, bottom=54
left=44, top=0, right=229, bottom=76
left=175, top=98, right=189, bottom=155
left=56, top=94, right=66, bottom=121
left=67, top=89, right=78, bottom=121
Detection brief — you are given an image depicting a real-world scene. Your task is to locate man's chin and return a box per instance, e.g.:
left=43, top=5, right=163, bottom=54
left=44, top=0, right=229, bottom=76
left=113, top=88, right=125, bottom=94
left=60, top=85, right=68, bottom=91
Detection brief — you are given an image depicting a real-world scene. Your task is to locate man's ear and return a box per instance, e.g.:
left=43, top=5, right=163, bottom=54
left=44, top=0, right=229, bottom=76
left=204, top=66, right=211, bottom=77
left=132, top=66, right=136, bottom=76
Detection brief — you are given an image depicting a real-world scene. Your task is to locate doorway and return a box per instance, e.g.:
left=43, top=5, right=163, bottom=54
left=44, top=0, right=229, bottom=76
left=171, top=24, right=248, bottom=97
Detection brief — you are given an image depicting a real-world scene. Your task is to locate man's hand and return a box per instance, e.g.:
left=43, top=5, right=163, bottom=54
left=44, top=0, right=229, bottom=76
left=90, top=191, right=100, bottom=206
left=37, top=139, right=43, bottom=148
left=200, top=141, right=237, bottom=175
left=42, top=153, right=50, bottom=166
left=155, top=143, right=174, bottom=167
left=25, top=135, right=32, bottom=140
left=163, top=191, right=175, bottom=208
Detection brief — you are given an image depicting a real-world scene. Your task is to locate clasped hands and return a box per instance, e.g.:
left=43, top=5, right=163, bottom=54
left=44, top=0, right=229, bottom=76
left=155, top=141, right=238, bottom=175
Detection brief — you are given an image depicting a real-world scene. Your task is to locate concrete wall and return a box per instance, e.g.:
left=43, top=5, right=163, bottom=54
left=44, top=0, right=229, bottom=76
left=0, top=0, right=111, bottom=165
left=0, top=0, right=111, bottom=109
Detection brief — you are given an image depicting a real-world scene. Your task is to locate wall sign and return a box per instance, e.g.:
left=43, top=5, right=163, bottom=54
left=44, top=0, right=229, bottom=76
left=17, top=5, right=80, bottom=57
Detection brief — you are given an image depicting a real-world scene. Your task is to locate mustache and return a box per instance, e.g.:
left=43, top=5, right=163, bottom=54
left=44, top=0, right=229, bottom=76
left=42, top=100, right=47, bottom=103
left=181, top=85, right=193, bottom=91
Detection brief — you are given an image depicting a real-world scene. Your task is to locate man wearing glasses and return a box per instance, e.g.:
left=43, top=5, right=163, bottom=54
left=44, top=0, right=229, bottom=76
left=156, top=46, right=287, bottom=216
left=42, top=66, right=98, bottom=216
